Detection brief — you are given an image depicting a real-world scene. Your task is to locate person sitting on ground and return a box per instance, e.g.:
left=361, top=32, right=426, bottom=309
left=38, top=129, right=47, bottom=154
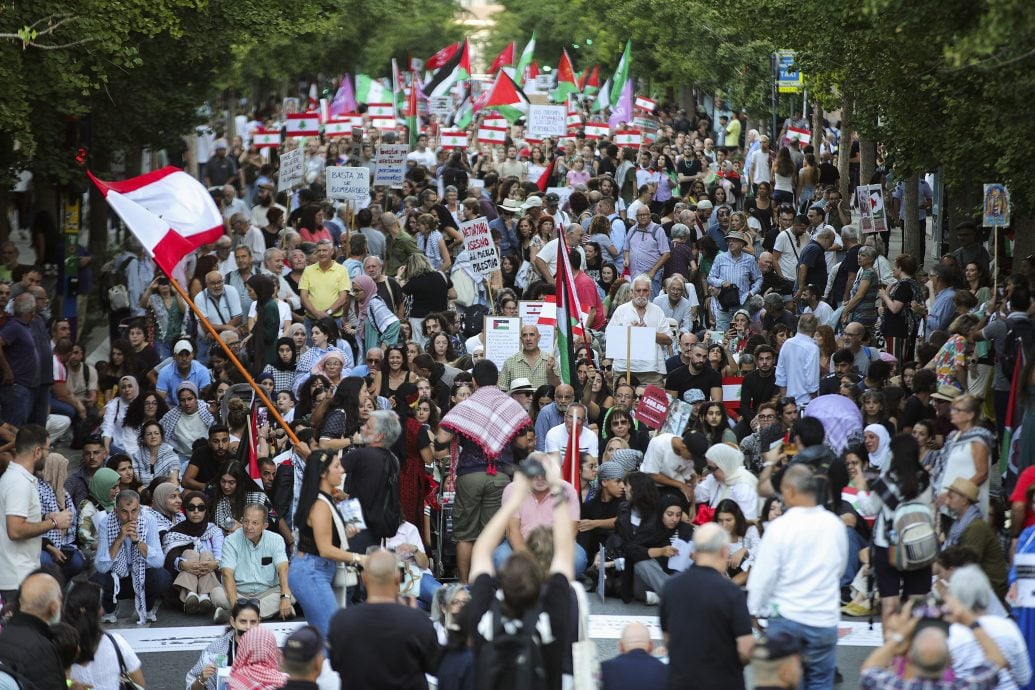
left=161, top=489, right=224, bottom=616
left=185, top=599, right=261, bottom=690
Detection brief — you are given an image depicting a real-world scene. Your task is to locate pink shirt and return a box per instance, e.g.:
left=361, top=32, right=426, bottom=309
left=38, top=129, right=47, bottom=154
left=503, top=480, right=580, bottom=540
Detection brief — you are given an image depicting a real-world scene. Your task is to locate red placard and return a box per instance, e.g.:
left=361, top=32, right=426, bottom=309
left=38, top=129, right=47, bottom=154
left=632, top=385, right=670, bottom=430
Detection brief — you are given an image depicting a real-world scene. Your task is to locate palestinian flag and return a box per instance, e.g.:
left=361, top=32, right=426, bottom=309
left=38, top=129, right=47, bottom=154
left=392, top=59, right=404, bottom=118
left=609, top=40, right=632, bottom=109
left=355, top=74, right=389, bottom=104
left=285, top=113, right=320, bottom=137
left=407, top=71, right=421, bottom=150
left=582, top=65, right=600, bottom=97
left=237, top=399, right=264, bottom=487
left=1001, top=347, right=1025, bottom=478
left=490, top=42, right=515, bottom=73
left=252, top=129, right=281, bottom=148
left=480, top=70, right=529, bottom=123
left=425, top=38, right=471, bottom=99
left=536, top=157, right=556, bottom=192
left=554, top=233, right=588, bottom=386
left=584, top=122, right=609, bottom=140
left=563, top=414, right=581, bottom=494
left=426, top=42, right=460, bottom=70
left=451, top=92, right=473, bottom=130
left=551, top=49, right=578, bottom=103
left=515, top=32, right=536, bottom=87
left=440, top=129, right=468, bottom=149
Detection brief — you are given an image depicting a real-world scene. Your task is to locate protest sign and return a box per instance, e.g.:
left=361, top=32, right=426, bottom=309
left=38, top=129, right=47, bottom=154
left=326, top=167, right=369, bottom=203
left=633, top=385, right=670, bottom=429
left=533, top=73, right=554, bottom=92
left=528, top=104, right=567, bottom=138
left=520, top=301, right=555, bottom=356
left=604, top=326, right=655, bottom=361
left=659, top=399, right=694, bottom=436
left=855, top=184, right=889, bottom=235
left=983, top=184, right=1010, bottom=227
left=428, top=96, right=453, bottom=118
left=546, top=187, right=573, bottom=210
left=722, top=376, right=743, bottom=420
left=460, top=216, right=500, bottom=275
left=277, top=148, right=304, bottom=192
left=483, top=316, right=521, bottom=369
left=373, top=143, right=408, bottom=186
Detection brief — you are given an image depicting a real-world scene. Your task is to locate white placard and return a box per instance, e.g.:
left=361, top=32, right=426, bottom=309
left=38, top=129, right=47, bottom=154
left=277, top=148, right=304, bottom=192
left=326, top=166, right=369, bottom=203
left=460, top=216, right=499, bottom=276
left=520, top=301, right=555, bottom=356
left=1016, top=554, right=1035, bottom=607
left=605, top=325, right=656, bottom=361
left=373, top=143, right=409, bottom=187
left=528, top=104, right=567, bottom=138
left=546, top=187, right=573, bottom=210
left=483, top=316, right=521, bottom=370
left=534, top=73, right=555, bottom=92
left=428, top=96, right=453, bottom=117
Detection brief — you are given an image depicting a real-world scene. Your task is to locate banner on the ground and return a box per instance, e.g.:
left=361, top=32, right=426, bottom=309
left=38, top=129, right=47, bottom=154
left=460, top=216, right=500, bottom=275
left=856, top=184, right=889, bottom=235
left=326, top=166, right=369, bottom=202
left=528, top=104, right=566, bottom=138
left=277, top=148, right=305, bottom=192
left=373, top=143, right=409, bottom=186
left=483, top=316, right=521, bottom=369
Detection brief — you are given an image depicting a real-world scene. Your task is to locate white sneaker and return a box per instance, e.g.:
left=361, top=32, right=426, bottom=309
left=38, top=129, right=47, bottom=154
left=213, top=607, right=229, bottom=624
left=100, top=612, right=118, bottom=624
left=644, top=591, right=660, bottom=606
left=146, top=603, right=159, bottom=622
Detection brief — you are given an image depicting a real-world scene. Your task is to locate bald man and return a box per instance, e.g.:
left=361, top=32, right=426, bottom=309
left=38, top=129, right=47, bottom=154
left=600, top=622, right=668, bottom=690
left=193, top=269, right=243, bottom=364
left=328, top=549, right=439, bottom=687
left=0, top=571, right=67, bottom=689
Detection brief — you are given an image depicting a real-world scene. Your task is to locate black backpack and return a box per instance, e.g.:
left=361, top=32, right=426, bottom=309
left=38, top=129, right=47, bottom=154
left=1000, top=315, right=1034, bottom=381
left=476, top=599, right=547, bottom=690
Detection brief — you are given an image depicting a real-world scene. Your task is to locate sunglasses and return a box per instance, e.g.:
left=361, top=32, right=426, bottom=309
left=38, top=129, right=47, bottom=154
left=367, top=358, right=382, bottom=364
left=186, top=504, right=207, bottom=512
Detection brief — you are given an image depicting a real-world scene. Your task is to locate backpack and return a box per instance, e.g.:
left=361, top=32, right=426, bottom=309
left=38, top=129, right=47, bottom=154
left=887, top=500, right=938, bottom=571
left=101, top=255, right=135, bottom=311
left=462, top=303, right=491, bottom=340
left=1000, top=315, right=1035, bottom=381
left=476, top=599, right=548, bottom=690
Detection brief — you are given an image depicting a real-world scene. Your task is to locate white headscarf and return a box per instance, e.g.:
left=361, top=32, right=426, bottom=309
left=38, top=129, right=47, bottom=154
left=865, top=424, right=892, bottom=471
left=706, top=442, right=757, bottom=502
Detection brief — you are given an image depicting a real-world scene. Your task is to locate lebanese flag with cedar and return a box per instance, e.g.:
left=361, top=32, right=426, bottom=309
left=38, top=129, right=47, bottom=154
left=634, top=95, right=657, bottom=113
left=440, top=129, right=468, bottom=149
left=367, top=103, right=395, bottom=118
left=252, top=129, right=281, bottom=148
left=285, top=113, right=320, bottom=137
left=477, top=126, right=507, bottom=144
left=613, top=130, right=642, bottom=146
left=788, top=126, right=812, bottom=144
left=324, top=117, right=361, bottom=137
left=584, top=122, right=610, bottom=139
left=87, top=167, right=224, bottom=276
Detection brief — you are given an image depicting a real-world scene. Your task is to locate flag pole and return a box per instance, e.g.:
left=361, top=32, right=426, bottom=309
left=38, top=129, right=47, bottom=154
left=569, top=414, right=578, bottom=489
left=164, top=270, right=301, bottom=447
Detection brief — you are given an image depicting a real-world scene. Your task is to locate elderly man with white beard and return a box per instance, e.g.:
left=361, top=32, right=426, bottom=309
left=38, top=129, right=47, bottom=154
left=605, top=274, right=672, bottom=386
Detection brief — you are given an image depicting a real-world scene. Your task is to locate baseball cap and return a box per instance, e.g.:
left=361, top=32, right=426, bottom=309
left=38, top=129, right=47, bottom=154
left=283, top=625, right=324, bottom=663
left=544, top=192, right=560, bottom=203
left=174, top=339, right=193, bottom=354
left=521, top=196, right=543, bottom=209
left=214, top=138, right=228, bottom=150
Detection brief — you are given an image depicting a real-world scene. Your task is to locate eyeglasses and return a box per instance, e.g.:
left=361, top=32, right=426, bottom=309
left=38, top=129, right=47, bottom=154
left=186, top=504, right=207, bottom=512
left=367, top=358, right=382, bottom=364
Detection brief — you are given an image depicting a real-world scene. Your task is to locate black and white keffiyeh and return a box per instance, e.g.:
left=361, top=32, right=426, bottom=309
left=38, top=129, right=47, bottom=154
left=105, top=513, right=150, bottom=624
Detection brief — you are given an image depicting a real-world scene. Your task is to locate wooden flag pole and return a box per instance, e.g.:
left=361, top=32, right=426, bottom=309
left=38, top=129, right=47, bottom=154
left=165, top=270, right=301, bottom=447
left=569, top=413, right=579, bottom=488
left=626, top=325, right=632, bottom=388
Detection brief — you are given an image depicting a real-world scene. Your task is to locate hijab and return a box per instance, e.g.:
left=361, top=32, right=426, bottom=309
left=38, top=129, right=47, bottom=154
left=865, top=423, right=892, bottom=472
left=272, top=337, right=296, bottom=372
left=706, top=443, right=758, bottom=504
left=151, top=482, right=179, bottom=518
left=41, top=453, right=69, bottom=510
left=89, top=468, right=121, bottom=511
left=168, top=490, right=210, bottom=538
left=228, top=627, right=287, bottom=690
left=119, top=375, right=139, bottom=402
left=351, top=274, right=377, bottom=338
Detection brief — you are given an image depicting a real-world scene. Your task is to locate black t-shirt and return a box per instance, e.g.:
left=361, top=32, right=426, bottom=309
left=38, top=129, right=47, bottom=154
left=660, top=566, right=752, bottom=690
left=577, top=493, right=621, bottom=556
left=881, top=280, right=917, bottom=337
left=665, top=365, right=721, bottom=400
left=461, top=572, right=572, bottom=690
left=343, top=446, right=397, bottom=540
left=830, top=244, right=861, bottom=307
left=818, top=162, right=840, bottom=186
left=739, top=371, right=777, bottom=417
left=328, top=602, right=439, bottom=689
left=676, top=158, right=702, bottom=196
left=376, top=277, right=405, bottom=315
left=900, top=395, right=935, bottom=430
left=744, top=199, right=774, bottom=240
left=187, top=445, right=229, bottom=488
left=401, top=271, right=450, bottom=317
left=798, top=240, right=827, bottom=292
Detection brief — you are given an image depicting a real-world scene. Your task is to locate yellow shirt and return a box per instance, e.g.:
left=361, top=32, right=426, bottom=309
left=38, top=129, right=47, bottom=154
left=298, top=261, right=351, bottom=315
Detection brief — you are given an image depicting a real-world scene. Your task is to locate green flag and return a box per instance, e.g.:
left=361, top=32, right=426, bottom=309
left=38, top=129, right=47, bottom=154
left=515, top=32, right=536, bottom=87
left=609, top=40, right=631, bottom=108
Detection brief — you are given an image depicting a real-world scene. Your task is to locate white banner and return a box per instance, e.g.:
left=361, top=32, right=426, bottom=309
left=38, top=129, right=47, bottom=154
left=528, top=104, right=566, bottom=138
left=277, top=148, right=304, bottom=192
left=483, top=316, right=521, bottom=370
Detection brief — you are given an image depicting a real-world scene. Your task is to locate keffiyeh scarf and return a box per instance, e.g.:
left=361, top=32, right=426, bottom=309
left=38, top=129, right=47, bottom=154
left=228, top=627, right=286, bottom=690
left=106, top=513, right=150, bottom=624
left=945, top=503, right=983, bottom=548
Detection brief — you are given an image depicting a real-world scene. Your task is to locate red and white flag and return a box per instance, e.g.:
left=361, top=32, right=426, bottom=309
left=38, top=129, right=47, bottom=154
left=87, top=167, right=224, bottom=277
left=584, top=122, right=610, bottom=139
left=252, top=129, right=281, bottom=148
left=477, top=125, right=507, bottom=145
left=566, top=98, right=582, bottom=129
left=367, top=103, right=395, bottom=118
left=634, top=95, right=657, bottom=113
left=285, top=113, right=320, bottom=137
left=324, top=118, right=360, bottom=137
left=788, top=126, right=812, bottom=144
left=613, top=130, right=642, bottom=146
left=370, top=117, right=397, bottom=131
left=483, top=116, right=508, bottom=129
left=440, top=129, right=468, bottom=149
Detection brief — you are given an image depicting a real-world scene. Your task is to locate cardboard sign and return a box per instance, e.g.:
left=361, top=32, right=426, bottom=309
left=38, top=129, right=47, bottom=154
left=428, top=96, right=453, bottom=118
left=983, top=183, right=1010, bottom=227
left=373, top=143, right=409, bottom=186
left=856, top=184, right=889, bottom=235
left=519, top=300, right=555, bottom=356
left=483, top=316, right=521, bottom=370
left=460, top=216, right=500, bottom=275
left=604, top=325, right=655, bottom=361
left=277, top=148, right=304, bottom=192
left=326, top=166, right=369, bottom=203
left=632, top=385, right=670, bottom=430
left=528, top=104, right=567, bottom=138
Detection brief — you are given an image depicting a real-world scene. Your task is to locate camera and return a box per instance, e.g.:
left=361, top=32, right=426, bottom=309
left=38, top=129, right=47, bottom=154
left=910, top=594, right=950, bottom=633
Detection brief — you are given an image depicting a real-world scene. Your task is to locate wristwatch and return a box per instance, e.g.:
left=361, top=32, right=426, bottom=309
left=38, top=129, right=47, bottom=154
left=281, top=594, right=291, bottom=600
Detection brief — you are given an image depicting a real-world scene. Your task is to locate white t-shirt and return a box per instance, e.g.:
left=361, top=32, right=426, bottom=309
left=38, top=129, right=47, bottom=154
left=804, top=300, right=834, bottom=327
left=536, top=239, right=585, bottom=279
left=640, top=433, right=695, bottom=483
left=544, top=424, right=599, bottom=457
left=407, top=149, right=436, bottom=170
left=0, top=463, right=42, bottom=589
left=248, top=300, right=292, bottom=332
left=384, top=521, right=432, bottom=577
left=772, top=230, right=804, bottom=281
left=748, top=149, right=771, bottom=185
left=71, top=632, right=141, bottom=690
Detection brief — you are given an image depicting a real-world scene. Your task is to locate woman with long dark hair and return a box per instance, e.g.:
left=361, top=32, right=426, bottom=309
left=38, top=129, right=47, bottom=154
left=771, top=146, right=797, bottom=206
left=246, top=274, right=280, bottom=376
left=317, top=377, right=369, bottom=451
left=210, top=460, right=267, bottom=535
left=696, top=401, right=737, bottom=445
left=63, top=580, right=147, bottom=689
left=393, top=383, right=434, bottom=545
left=262, top=337, right=297, bottom=394
left=185, top=599, right=261, bottom=690
left=713, top=498, right=760, bottom=586
left=288, top=449, right=368, bottom=634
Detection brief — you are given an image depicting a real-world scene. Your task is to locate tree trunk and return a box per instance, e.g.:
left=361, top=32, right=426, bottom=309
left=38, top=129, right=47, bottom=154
left=0, top=189, right=11, bottom=244
left=859, top=138, right=876, bottom=189
left=903, top=171, right=924, bottom=262
left=837, top=90, right=853, bottom=203
left=811, top=102, right=823, bottom=154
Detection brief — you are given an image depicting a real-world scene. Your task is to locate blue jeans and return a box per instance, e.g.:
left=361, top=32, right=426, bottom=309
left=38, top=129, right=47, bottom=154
left=493, top=538, right=588, bottom=579
left=842, top=528, right=867, bottom=587
left=91, top=568, right=172, bottom=614
left=288, top=551, right=339, bottom=636
left=41, top=546, right=86, bottom=582
left=0, top=383, right=30, bottom=428
left=766, top=617, right=838, bottom=690
left=50, top=396, right=77, bottom=420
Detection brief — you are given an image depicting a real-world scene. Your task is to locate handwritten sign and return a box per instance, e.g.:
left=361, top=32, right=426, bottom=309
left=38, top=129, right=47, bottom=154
left=528, top=104, right=566, bottom=138
left=277, top=148, right=304, bottom=192
left=326, top=166, right=369, bottom=203
left=633, top=385, right=670, bottom=430
left=460, top=216, right=499, bottom=276
left=483, top=316, right=521, bottom=370
left=373, top=143, right=409, bottom=187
